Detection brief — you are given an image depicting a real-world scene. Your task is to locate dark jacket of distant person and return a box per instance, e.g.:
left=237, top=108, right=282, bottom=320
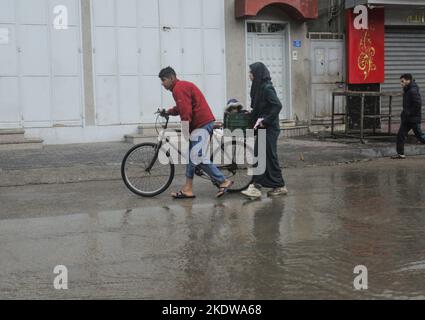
left=402, top=81, right=422, bottom=124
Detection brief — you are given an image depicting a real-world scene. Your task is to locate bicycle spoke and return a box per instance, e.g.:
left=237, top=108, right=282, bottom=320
left=122, top=143, right=173, bottom=196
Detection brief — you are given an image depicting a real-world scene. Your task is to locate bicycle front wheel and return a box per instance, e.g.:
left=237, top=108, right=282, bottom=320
left=121, top=142, right=174, bottom=197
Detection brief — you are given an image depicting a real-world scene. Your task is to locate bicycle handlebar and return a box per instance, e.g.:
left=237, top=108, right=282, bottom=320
left=155, top=108, right=169, bottom=119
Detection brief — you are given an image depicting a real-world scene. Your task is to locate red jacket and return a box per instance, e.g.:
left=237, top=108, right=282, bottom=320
left=167, top=80, right=215, bottom=132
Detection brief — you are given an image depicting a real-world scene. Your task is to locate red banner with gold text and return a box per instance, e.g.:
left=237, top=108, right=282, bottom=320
left=346, top=8, right=385, bottom=84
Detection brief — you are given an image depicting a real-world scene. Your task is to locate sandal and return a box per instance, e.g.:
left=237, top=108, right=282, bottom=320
left=216, top=181, right=234, bottom=198
left=172, top=191, right=196, bottom=199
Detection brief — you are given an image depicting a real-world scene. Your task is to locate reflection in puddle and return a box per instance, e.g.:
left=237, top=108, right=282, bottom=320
left=1, top=162, right=425, bottom=299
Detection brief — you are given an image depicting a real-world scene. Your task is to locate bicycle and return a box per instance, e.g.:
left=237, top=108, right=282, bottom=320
left=121, top=109, right=254, bottom=197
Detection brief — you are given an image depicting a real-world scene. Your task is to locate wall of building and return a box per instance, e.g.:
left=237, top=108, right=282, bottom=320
left=224, top=0, right=247, bottom=106
left=224, top=0, right=311, bottom=124
left=306, top=0, right=345, bottom=33
left=1, top=0, right=226, bottom=144
left=81, top=0, right=95, bottom=127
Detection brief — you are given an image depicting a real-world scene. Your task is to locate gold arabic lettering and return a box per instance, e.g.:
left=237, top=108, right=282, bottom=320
left=357, top=30, right=376, bottom=81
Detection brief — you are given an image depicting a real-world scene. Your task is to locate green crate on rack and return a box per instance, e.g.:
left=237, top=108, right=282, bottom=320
left=223, top=112, right=252, bottom=134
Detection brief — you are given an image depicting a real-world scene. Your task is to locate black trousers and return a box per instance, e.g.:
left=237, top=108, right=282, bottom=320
left=396, top=122, right=425, bottom=155
left=253, top=128, right=285, bottom=188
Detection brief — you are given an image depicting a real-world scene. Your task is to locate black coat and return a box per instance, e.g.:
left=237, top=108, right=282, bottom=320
left=402, top=81, right=422, bottom=123
left=251, top=81, right=283, bottom=130
left=249, top=62, right=285, bottom=188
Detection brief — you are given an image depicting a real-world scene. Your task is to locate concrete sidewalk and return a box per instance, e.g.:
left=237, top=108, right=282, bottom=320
left=1, top=134, right=424, bottom=187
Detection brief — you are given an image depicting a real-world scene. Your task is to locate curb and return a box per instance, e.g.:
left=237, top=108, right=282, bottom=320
left=1, top=144, right=425, bottom=188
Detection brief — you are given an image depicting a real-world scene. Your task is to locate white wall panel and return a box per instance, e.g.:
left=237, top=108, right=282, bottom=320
left=138, top=0, right=159, bottom=27
left=140, top=76, right=162, bottom=123
left=0, top=0, right=16, bottom=23
left=18, top=0, right=48, bottom=25
left=118, top=28, right=138, bottom=75
left=161, top=27, right=181, bottom=72
left=52, top=77, right=81, bottom=121
left=204, top=29, right=223, bottom=75
left=0, top=0, right=84, bottom=130
left=91, top=0, right=225, bottom=125
left=202, top=0, right=222, bottom=28
left=94, top=27, right=117, bottom=75
left=182, top=29, right=202, bottom=75
left=22, top=77, right=51, bottom=124
left=182, top=0, right=201, bottom=28
left=20, top=25, right=49, bottom=76
left=140, top=28, right=161, bottom=75
left=159, top=0, right=180, bottom=27
left=119, top=76, right=140, bottom=124
left=205, top=75, right=224, bottom=117
left=0, top=77, right=20, bottom=124
left=51, top=27, right=80, bottom=76
left=117, top=0, right=137, bottom=27
left=93, top=0, right=115, bottom=26
left=0, top=25, right=18, bottom=76
left=96, top=76, right=119, bottom=125
left=49, top=0, right=79, bottom=26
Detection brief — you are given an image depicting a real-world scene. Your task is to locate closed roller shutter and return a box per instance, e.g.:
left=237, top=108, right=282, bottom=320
left=0, top=0, right=84, bottom=129
left=91, top=0, right=226, bottom=125
left=381, top=27, right=425, bottom=120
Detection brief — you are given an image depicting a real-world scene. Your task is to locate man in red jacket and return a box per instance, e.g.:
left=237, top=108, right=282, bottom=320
left=159, top=67, right=233, bottom=199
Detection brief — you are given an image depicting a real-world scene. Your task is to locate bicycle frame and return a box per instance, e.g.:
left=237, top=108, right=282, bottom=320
left=145, top=113, right=237, bottom=177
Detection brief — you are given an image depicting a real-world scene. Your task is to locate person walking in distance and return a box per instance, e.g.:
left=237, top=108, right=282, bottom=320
left=392, top=74, right=425, bottom=159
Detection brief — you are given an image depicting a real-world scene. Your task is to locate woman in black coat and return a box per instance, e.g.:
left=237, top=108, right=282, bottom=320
left=241, top=62, right=288, bottom=199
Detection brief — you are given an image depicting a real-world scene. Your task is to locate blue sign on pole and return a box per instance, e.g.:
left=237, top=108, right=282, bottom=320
left=293, top=40, right=302, bottom=48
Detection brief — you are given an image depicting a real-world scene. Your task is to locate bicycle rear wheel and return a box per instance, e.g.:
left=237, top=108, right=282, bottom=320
left=121, top=142, right=174, bottom=197
left=213, top=139, right=254, bottom=192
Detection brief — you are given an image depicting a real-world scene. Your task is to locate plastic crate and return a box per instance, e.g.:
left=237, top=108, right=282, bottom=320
left=223, top=112, right=252, bottom=134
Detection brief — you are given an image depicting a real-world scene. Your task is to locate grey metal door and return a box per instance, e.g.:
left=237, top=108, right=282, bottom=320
left=310, top=40, right=344, bottom=123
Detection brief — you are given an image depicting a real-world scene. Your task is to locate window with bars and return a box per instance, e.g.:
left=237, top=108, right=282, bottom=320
left=247, top=22, right=286, bottom=33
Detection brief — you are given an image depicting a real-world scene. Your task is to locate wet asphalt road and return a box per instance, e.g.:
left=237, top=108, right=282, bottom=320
left=1, top=157, right=425, bottom=299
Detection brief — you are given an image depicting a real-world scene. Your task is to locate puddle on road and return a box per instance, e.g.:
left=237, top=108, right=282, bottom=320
left=1, top=162, right=425, bottom=299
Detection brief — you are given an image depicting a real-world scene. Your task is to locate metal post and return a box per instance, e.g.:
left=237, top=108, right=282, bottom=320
left=388, top=95, right=393, bottom=135
left=360, top=94, right=365, bottom=143
left=373, top=95, right=376, bottom=135
left=331, top=93, right=335, bottom=137
left=344, top=94, right=349, bottom=134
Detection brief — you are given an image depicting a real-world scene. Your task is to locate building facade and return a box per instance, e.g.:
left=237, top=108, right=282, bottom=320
left=2, top=0, right=423, bottom=145
left=377, top=2, right=425, bottom=118
left=225, top=0, right=319, bottom=131
left=0, top=0, right=226, bottom=144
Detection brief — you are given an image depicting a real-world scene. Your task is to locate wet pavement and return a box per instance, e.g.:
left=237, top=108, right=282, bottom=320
left=1, top=156, right=425, bottom=299
left=2, top=136, right=425, bottom=187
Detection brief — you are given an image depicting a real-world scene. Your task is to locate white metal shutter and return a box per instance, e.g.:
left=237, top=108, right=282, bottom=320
left=381, top=27, right=425, bottom=118
left=92, top=0, right=226, bottom=125
left=0, top=0, right=84, bottom=129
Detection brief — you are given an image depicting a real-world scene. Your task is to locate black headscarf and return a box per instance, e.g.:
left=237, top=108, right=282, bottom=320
left=249, top=62, right=271, bottom=109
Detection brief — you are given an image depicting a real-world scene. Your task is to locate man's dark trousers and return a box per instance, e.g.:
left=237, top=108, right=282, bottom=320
left=397, top=122, right=425, bottom=155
